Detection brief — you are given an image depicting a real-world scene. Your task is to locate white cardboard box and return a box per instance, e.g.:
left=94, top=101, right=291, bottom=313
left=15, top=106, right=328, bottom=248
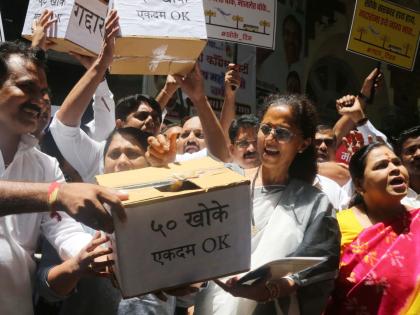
left=96, top=157, right=251, bottom=298
left=22, top=0, right=108, bottom=56
left=109, top=0, right=207, bottom=75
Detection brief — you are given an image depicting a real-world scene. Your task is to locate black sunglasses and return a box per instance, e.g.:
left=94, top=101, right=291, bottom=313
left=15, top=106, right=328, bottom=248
left=314, top=138, right=335, bottom=147
left=259, top=124, right=297, bottom=142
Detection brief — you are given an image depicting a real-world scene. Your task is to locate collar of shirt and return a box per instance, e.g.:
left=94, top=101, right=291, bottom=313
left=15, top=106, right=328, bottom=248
left=0, top=134, right=39, bottom=173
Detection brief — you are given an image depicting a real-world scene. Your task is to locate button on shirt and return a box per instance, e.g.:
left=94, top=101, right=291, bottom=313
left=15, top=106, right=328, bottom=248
left=0, top=135, right=92, bottom=315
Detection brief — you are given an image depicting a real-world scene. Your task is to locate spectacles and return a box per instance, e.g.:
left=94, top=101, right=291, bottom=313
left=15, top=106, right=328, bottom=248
left=259, top=124, right=297, bottom=142
left=180, top=129, right=204, bottom=139
left=135, top=111, right=160, bottom=122
left=235, top=139, right=257, bottom=148
left=314, top=138, right=335, bottom=147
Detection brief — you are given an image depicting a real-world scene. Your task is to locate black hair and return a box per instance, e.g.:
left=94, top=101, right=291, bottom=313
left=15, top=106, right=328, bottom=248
left=103, top=127, right=151, bottom=161
left=316, top=124, right=337, bottom=143
left=348, top=142, right=389, bottom=206
left=262, top=94, right=318, bottom=184
left=394, top=125, right=420, bottom=156
left=228, top=114, right=259, bottom=144
left=0, top=41, right=46, bottom=86
left=115, top=94, right=162, bottom=123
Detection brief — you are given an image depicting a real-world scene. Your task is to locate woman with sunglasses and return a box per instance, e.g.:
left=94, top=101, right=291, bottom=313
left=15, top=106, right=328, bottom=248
left=325, top=142, right=419, bottom=315
left=194, top=94, right=340, bottom=315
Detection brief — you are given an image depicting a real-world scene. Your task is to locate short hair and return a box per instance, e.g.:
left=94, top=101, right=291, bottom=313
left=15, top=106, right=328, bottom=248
left=228, top=114, right=259, bottom=143
left=0, top=41, right=46, bottom=86
left=262, top=94, right=318, bottom=183
left=394, top=125, right=420, bottom=156
left=316, top=124, right=336, bottom=142
left=103, top=127, right=151, bottom=160
left=115, top=94, right=162, bottom=123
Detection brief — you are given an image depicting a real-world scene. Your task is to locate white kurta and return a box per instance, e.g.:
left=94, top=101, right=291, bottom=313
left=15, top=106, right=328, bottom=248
left=0, top=135, right=92, bottom=315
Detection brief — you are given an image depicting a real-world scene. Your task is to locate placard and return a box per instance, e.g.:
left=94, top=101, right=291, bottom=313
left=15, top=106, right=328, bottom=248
left=203, top=0, right=276, bottom=49
left=347, top=0, right=420, bottom=71
left=22, top=0, right=108, bottom=55
left=199, top=40, right=256, bottom=115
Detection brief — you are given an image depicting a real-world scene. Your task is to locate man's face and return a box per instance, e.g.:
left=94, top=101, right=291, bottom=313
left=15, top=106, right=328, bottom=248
left=315, top=131, right=336, bottom=162
left=119, top=102, right=161, bottom=136
left=400, top=136, right=420, bottom=179
left=177, top=117, right=206, bottom=154
left=0, top=55, right=49, bottom=136
left=230, top=126, right=260, bottom=169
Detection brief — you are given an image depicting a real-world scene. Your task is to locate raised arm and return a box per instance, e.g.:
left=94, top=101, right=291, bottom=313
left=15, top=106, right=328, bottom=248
left=56, top=10, right=119, bottom=127
left=175, top=64, right=231, bottom=162
left=220, top=64, right=240, bottom=144
left=155, top=74, right=180, bottom=110
left=31, top=9, right=57, bottom=51
left=333, top=68, right=383, bottom=142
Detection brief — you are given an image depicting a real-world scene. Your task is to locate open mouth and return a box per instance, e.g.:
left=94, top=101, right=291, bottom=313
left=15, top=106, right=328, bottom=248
left=389, top=176, right=407, bottom=191
left=264, top=147, right=279, bottom=156
left=185, top=144, right=199, bottom=154
left=21, top=102, right=41, bottom=119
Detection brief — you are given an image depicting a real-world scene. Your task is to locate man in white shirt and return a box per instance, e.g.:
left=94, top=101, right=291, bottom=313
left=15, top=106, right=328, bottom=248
left=395, top=126, right=420, bottom=209
left=0, top=12, right=124, bottom=314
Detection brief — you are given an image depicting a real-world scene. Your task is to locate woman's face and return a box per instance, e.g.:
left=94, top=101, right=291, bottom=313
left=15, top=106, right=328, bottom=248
left=104, top=133, right=149, bottom=174
left=360, top=146, right=409, bottom=203
left=257, top=104, right=309, bottom=172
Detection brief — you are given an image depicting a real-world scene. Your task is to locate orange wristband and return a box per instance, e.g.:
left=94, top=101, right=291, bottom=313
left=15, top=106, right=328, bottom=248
left=48, top=182, right=62, bottom=221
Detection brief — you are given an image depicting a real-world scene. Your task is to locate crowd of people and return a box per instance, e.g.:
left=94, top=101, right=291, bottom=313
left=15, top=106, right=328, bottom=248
left=0, top=9, right=419, bottom=315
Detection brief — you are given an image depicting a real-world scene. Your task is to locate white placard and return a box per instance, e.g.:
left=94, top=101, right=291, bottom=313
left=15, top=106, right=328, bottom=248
left=22, top=0, right=107, bottom=54
left=0, top=11, right=5, bottom=42
left=111, top=184, right=251, bottom=297
left=199, top=40, right=256, bottom=114
left=113, top=0, right=207, bottom=39
left=203, top=0, right=276, bottom=49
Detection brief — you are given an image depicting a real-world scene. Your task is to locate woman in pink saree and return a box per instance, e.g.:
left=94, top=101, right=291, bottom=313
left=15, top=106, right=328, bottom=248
left=325, top=142, right=419, bottom=315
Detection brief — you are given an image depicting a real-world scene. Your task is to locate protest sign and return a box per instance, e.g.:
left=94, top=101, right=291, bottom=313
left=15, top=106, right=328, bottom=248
left=96, top=157, right=251, bottom=297
left=110, top=0, right=207, bottom=75
left=0, top=11, right=5, bottom=42
left=199, top=40, right=256, bottom=115
left=203, top=0, right=276, bottom=49
left=347, top=0, right=420, bottom=71
left=22, top=0, right=108, bottom=55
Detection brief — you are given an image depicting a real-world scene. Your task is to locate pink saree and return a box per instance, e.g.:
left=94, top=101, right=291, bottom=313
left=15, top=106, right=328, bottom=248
left=326, top=208, right=420, bottom=315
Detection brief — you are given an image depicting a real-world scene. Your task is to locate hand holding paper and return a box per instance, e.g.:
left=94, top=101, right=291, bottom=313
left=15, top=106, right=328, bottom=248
left=96, top=9, right=120, bottom=71
left=31, top=9, right=57, bottom=51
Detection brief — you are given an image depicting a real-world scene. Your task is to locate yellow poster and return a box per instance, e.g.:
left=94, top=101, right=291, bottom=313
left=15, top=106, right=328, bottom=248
left=347, top=0, right=420, bottom=71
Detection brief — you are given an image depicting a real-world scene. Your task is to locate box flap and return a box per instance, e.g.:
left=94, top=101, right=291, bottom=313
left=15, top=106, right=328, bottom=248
left=96, top=157, right=250, bottom=203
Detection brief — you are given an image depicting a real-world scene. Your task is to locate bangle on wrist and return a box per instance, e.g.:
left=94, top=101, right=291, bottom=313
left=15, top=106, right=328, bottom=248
left=48, top=182, right=62, bottom=221
left=356, top=117, right=368, bottom=126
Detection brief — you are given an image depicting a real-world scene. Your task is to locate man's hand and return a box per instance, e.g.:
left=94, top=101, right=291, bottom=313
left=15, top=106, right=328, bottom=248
left=336, top=95, right=366, bottom=124
left=224, top=63, right=240, bottom=98
left=174, top=63, right=206, bottom=103
left=145, top=133, right=178, bottom=167
left=31, top=9, right=57, bottom=51
left=55, top=183, right=128, bottom=233
left=69, top=231, right=114, bottom=277
left=360, top=67, right=384, bottom=102
left=96, top=9, right=120, bottom=71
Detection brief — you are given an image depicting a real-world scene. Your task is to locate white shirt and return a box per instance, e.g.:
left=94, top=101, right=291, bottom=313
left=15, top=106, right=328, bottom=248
left=314, top=175, right=350, bottom=210
left=85, top=80, right=116, bottom=142
left=0, top=135, right=92, bottom=315
left=357, top=120, right=389, bottom=145
left=50, top=114, right=105, bottom=183
left=401, top=187, right=420, bottom=209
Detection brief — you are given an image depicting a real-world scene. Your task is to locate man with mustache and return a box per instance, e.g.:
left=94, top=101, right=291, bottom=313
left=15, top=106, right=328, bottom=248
left=176, top=116, right=206, bottom=156
left=228, top=114, right=260, bottom=169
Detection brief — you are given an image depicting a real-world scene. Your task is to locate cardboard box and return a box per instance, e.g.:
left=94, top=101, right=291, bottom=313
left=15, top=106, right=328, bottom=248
left=109, top=0, right=207, bottom=75
left=96, top=157, right=251, bottom=298
left=22, top=0, right=108, bottom=56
